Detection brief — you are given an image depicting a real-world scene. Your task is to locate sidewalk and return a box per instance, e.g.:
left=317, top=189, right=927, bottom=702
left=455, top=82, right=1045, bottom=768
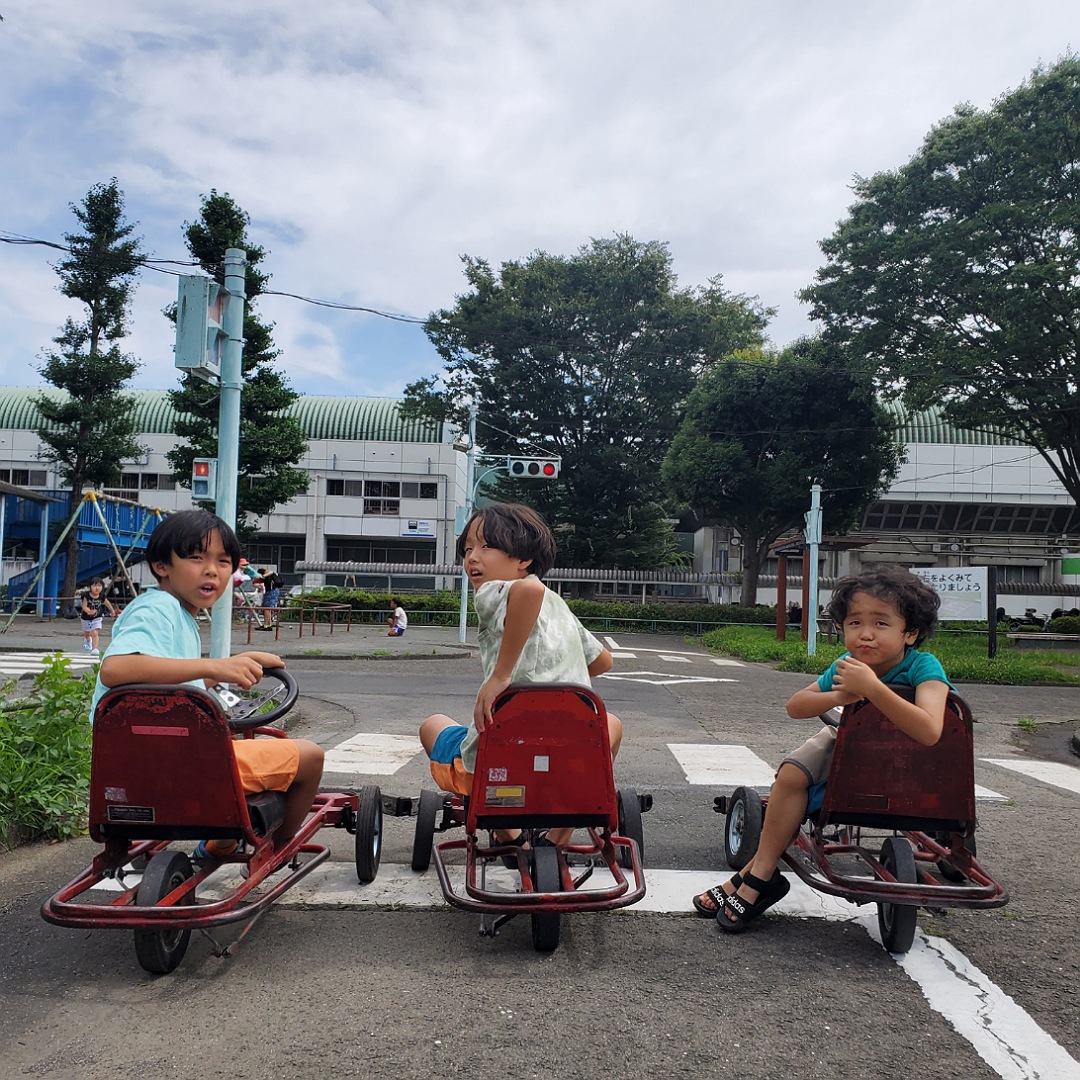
left=0, top=614, right=477, bottom=661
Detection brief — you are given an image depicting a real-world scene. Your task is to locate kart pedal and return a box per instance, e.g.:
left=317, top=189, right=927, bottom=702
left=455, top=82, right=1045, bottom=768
left=713, top=795, right=728, bottom=814
left=638, top=792, right=654, bottom=813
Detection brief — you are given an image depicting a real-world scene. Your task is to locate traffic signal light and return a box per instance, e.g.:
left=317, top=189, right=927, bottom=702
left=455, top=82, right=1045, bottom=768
left=175, top=275, right=227, bottom=382
left=507, top=457, right=560, bottom=479
left=191, top=458, right=218, bottom=501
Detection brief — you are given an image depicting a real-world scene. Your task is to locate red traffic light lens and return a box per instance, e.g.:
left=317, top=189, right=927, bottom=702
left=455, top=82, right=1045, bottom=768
left=542, top=463, right=556, bottom=476
left=193, top=461, right=210, bottom=477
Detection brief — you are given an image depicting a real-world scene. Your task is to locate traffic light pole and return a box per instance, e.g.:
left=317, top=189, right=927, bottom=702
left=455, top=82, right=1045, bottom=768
left=210, top=248, right=247, bottom=659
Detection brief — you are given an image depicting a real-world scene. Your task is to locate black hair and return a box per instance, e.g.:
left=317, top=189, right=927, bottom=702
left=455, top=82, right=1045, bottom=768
left=145, top=510, right=241, bottom=580
left=455, top=502, right=557, bottom=579
left=827, top=564, right=939, bottom=646
left=89, top=577, right=104, bottom=587
left=391, top=597, right=403, bottom=606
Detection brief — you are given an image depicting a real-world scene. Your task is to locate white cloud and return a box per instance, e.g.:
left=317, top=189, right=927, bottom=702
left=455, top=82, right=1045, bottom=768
left=0, top=0, right=1076, bottom=395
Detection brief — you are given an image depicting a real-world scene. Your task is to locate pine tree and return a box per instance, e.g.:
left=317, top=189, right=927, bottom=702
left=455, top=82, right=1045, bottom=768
left=166, top=191, right=307, bottom=541
left=35, top=178, right=145, bottom=616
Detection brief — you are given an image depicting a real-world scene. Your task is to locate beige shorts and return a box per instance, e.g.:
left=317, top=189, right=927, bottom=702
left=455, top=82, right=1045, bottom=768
left=781, top=725, right=837, bottom=786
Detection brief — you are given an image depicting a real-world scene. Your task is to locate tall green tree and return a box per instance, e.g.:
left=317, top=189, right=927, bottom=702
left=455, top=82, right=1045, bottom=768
left=662, top=338, right=902, bottom=605
left=403, top=234, right=772, bottom=569
left=35, top=179, right=145, bottom=616
left=167, top=191, right=307, bottom=541
left=801, top=55, right=1080, bottom=505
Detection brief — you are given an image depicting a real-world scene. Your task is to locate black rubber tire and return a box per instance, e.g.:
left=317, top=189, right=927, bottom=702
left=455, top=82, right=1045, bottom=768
left=724, top=786, right=763, bottom=870
left=411, top=789, right=442, bottom=873
left=616, top=787, right=645, bottom=870
left=936, top=831, right=977, bottom=882
left=530, top=844, right=562, bottom=953
left=354, top=785, right=383, bottom=883
left=133, top=850, right=194, bottom=975
left=878, top=836, right=919, bottom=954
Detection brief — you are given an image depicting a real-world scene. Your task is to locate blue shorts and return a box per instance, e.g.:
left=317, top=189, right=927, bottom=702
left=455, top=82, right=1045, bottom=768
left=430, top=724, right=468, bottom=763
left=389, top=626, right=405, bottom=636
left=807, top=780, right=827, bottom=815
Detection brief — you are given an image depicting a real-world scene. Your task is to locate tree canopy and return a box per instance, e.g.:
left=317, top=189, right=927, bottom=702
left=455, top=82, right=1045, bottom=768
left=403, top=234, right=773, bottom=568
left=166, top=191, right=308, bottom=540
left=35, top=178, right=145, bottom=614
left=662, top=338, right=902, bottom=605
left=801, top=55, right=1080, bottom=505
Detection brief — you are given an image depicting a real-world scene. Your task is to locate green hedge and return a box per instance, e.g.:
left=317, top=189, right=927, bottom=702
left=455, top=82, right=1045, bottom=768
left=1047, top=615, right=1080, bottom=634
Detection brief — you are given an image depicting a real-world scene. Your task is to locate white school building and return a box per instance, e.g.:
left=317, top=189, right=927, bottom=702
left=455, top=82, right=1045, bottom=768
left=0, top=388, right=1075, bottom=616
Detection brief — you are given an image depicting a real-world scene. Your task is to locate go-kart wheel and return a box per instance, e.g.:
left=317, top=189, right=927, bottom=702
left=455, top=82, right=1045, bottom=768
left=724, top=786, right=763, bottom=870
left=411, top=788, right=442, bottom=872
left=530, top=844, right=561, bottom=953
left=616, top=787, right=644, bottom=870
left=936, top=831, right=977, bottom=883
left=133, top=850, right=194, bottom=974
left=222, top=669, right=300, bottom=731
left=878, top=836, right=919, bottom=954
left=354, top=784, right=383, bottom=883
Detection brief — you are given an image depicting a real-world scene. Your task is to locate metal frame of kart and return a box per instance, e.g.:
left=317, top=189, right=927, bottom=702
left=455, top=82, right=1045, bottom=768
left=41, top=683, right=379, bottom=941
left=432, top=684, right=646, bottom=917
left=778, top=690, right=1008, bottom=910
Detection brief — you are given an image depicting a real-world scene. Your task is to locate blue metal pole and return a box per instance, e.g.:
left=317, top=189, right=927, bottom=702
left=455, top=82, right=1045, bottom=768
left=210, top=248, right=247, bottom=659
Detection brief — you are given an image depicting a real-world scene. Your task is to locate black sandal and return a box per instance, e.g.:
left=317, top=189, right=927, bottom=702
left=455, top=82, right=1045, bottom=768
left=490, top=830, right=529, bottom=869
left=692, top=873, right=743, bottom=918
left=716, top=869, right=790, bottom=933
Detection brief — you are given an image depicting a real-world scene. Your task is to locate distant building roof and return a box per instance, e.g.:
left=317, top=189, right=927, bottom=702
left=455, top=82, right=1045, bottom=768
left=877, top=400, right=1013, bottom=446
left=0, top=388, right=445, bottom=443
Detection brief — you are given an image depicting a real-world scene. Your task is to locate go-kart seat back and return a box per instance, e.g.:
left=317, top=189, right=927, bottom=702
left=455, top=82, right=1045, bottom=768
left=88, top=684, right=277, bottom=845
left=467, top=684, right=618, bottom=835
left=819, top=688, right=976, bottom=834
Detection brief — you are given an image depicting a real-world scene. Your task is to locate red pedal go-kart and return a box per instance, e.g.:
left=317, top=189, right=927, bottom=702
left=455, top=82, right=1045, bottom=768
left=41, top=671, right=383, bottom=974
left=715, top=688, right=1008, bottom=954
left=413, top=684, right=650, bottom=953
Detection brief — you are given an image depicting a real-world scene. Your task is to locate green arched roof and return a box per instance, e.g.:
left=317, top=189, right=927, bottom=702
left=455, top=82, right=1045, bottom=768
left=877, top=400, right=1013, bottom=446
left=0, top=388, right=445, bottom=443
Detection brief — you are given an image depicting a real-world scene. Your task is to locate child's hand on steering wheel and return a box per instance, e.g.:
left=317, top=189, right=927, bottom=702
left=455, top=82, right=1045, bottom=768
left=210, top=653, right=284, bottom=690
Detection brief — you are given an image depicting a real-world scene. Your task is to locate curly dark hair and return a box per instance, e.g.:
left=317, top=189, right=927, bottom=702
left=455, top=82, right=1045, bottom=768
left=456, top=502, right=557, bottom=579
left=827, top=564, right=939, bottom=646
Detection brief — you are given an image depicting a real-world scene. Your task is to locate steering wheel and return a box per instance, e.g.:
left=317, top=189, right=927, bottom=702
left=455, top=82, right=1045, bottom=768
left=210, top=668, right=299, bottom=731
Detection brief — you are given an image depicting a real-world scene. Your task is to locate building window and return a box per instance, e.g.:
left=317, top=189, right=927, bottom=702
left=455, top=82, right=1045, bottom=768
left=401, top=481, right=438, bottom=500
left=995, top=565, right=1042, bottom=584
left=140, top=474, right=176, bottom=491
left=0, top=469, right=48, bottom=487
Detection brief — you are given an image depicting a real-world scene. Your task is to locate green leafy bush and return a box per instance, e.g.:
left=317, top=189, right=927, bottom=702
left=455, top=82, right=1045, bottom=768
left=1047, top=615, right=1080, bottom=634
left=0, top=655, right=95, bottom=848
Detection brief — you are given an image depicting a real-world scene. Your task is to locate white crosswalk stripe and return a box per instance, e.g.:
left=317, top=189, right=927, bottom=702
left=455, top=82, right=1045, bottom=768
left=0, top=651, right=99, bottom=677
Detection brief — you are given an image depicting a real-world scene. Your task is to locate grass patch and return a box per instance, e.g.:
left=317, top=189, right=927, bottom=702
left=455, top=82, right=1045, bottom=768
left=700, top=627, right=1080, bottom=686
left=301, top=648, right=324, bottom=657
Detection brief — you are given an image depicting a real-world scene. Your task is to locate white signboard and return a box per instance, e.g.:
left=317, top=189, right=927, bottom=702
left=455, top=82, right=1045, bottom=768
left=401, top=519, right=434, bottom=538
left=911, top=566, right=988, bottom=621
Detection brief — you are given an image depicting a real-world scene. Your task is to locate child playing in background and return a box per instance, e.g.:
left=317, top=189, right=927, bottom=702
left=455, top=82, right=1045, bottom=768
left=386, top=597, right=408, bottom=636
left=419, top=502, right=620, bottom=849
left=692, top=564, right=951, bottom=931
left=90, top=510, right=324, bottom=857
left=79, top=578, right=117, bottom=656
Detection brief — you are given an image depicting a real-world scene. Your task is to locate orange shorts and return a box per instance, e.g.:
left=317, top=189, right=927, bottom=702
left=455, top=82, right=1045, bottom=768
left=429, top=758, right=474, bottom=796
left=232, top=737, right=300, bottom=794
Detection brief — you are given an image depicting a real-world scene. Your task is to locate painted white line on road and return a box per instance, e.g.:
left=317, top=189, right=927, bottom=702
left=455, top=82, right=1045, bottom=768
left=981, top=757, right=1080, bottom=797
left=659, top=654, right=692, bottom=663
left=323, top=733, right=421, bottom=775
left=603, top=636, right=710, bottom=658
left=891, top=928, right=1080, bottom=1080
left=975, top=784, right=1008, bottom=801
left=599, top=672, right=738, bottom=687
left=191, top=862, right=1076, bottom=1077
left=668, top=743, right=776, bottom=787
left=709, top=657, right=745, bottom=667
left=609, top=652, right=637, bottom=659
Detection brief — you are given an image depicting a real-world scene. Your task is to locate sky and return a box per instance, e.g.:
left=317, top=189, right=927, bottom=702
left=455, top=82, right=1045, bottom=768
left=0, top=1, right=1075, bottom=401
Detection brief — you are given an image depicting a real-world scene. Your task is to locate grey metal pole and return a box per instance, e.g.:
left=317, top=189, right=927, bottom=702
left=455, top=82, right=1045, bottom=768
left=806, top=483, right=822, bottom=656
left=457, top=405, right=477, bottom=644
left=210, top=248, right=247, bottom=659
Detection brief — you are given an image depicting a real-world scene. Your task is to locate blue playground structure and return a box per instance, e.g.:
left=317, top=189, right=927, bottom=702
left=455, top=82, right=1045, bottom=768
left=1, top=488, right=163, bottom=618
